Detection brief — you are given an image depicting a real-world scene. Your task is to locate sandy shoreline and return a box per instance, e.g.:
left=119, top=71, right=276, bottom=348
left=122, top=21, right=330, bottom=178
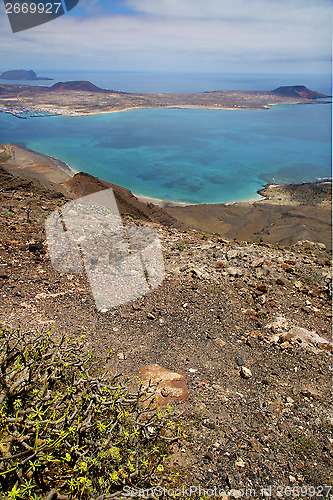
left=1, top=143, right=331, bottom=207
left=1, top=144, right=78, bottom=185
left=135, top=193, right=264, bottom=207
left=134, top=194, right=195, bottom=207
left=74, top=104, right=269, bottom=116
left=0, top=102, right=312, bottom=118
left=0, top=143, right=331, bottom=248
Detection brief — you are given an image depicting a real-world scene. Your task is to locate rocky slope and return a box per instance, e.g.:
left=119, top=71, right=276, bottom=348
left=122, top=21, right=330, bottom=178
left=61, top=171, right=183, bottom=228
left=271, top=86, right=329, bottom=99
left=0, top=165, right=332, bottom=495
left=49, top=80, right=109, bottom=92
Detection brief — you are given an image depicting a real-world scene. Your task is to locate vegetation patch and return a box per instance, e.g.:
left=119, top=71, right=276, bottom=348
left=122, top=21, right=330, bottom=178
left=0, top=326, right=184, bottom=499
left=293, top=434, right=318, bottom=457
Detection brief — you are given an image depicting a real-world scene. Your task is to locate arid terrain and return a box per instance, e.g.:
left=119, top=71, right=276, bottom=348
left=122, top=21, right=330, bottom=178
left=0, top=82, right=330, bottom=116
left=167, top=182, right=332, bottom=250
left=0, top=146, right=332, bottom=497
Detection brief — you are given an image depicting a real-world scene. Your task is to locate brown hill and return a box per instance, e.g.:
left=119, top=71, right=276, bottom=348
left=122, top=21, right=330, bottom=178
left=61, top=171, right=182, bottom=227
left=49, top=81, right=109, bottom=93
left=271, top=85, right=329, bottom=99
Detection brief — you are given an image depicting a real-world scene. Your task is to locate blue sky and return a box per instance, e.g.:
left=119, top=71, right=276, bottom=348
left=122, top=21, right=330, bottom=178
left=0, top=0, right=331, bottom=74
left=68, top=0, right=139, bottom=16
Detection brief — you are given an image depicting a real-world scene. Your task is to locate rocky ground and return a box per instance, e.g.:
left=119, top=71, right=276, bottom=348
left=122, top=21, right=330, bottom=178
left=167, top=183, right=332, bottom=250
left=0, top=165, right=332, bottom=499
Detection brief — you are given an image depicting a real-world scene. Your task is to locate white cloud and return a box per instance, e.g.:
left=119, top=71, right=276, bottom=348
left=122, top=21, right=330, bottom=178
left=125, top=0, right=332, bottom=22
left=0, top=0, right=330, bottom=73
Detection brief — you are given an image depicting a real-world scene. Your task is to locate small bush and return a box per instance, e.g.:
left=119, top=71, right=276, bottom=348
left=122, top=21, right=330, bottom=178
left=0, top=326, right=183, bottom=499
left=293, top=435, right=318, bottom=457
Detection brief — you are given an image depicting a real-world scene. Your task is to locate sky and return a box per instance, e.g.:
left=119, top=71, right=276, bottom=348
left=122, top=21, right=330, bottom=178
left=0, top=0, right=331, bottom=74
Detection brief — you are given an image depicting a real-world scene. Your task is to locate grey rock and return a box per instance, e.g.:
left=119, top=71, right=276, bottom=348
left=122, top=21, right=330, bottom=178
left=227, top=267, right=242, bottom=277
left=236, top=357, right=245, bottom=366
left=227, top=249, right=239, bottom=260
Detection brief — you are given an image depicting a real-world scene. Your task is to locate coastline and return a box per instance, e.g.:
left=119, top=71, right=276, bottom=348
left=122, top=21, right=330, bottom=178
left=0, top=143, right=331, bottom=248
left=0, top=103, right=316, bottom=118
left=0, top=142, right=266, bottom=207
left=1, top=82, right=330, bottom=118
left=0, top=143, right=331, bottom=207
left=74, top=104, right=270, bottom=116
left=14, top=143, right=77, bottom=175
left=4, top=101, right=320, bottom=118
left=74, top=99, right=333, bottom=116
left=135, top=192, right=263, bottom=207
left=1, top=144, right=78, bottom=185
left=134, top=194, right=194, bottom=208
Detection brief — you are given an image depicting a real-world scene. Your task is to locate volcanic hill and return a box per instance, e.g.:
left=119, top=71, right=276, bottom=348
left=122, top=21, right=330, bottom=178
left=49, top=81, right=109, bottom=93
left=271, top=85, right=329, bottom=99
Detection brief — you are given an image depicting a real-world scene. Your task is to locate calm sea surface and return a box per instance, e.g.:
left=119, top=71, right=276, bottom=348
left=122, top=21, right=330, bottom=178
left=0, top=72, right=331, bottom=204
left=1, top=71, right=331, bottom=95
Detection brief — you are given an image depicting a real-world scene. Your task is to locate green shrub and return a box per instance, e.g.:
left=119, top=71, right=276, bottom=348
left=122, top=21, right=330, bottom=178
left=293, top=435, right=318, bottom=457
left=0, top=326, right=183, bottom=499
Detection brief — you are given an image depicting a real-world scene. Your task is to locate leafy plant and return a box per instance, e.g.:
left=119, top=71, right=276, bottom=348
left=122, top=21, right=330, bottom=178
left=0, top=326, right=183, bottom=499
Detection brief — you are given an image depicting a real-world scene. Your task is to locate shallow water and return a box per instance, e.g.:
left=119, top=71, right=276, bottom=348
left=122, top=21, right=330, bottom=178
left=0, top=102, right=331, bottom=204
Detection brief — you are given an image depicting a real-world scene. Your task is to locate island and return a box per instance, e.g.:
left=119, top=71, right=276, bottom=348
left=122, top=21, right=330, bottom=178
left=0, top=81, right=329, bottom=116
left=0, top=69, right=53, bottom=81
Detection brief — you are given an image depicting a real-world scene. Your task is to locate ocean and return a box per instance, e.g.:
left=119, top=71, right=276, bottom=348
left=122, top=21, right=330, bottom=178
left=1, top=71, right=331, bottom=95
left=0, top=72, right=331, bottom=204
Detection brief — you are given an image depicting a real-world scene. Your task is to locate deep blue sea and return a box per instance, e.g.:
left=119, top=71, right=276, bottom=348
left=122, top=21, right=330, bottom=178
left=0, top=72, right=331, bottom=204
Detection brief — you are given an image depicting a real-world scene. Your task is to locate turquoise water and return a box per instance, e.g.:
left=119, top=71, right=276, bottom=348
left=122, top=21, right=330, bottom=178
left=0, top=103, right=331, bottom=204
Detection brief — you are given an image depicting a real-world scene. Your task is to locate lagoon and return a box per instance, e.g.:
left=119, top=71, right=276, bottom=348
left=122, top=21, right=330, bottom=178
left=0, top=102, right=331, bottom=204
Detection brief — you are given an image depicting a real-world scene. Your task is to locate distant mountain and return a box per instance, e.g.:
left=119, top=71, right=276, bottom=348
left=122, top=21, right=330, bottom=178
left=0, top=70, right=52, bottom=81
left=271, top=85, right=329, bottom=99
left=49, top=81, right=109, bottom=93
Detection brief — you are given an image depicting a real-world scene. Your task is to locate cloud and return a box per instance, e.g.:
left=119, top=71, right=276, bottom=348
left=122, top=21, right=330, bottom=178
left=74, top=0, right=104, bottom=15
left=0, top=0, right=330, bottom=73
left=125, top=0, right=332, bottom=21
